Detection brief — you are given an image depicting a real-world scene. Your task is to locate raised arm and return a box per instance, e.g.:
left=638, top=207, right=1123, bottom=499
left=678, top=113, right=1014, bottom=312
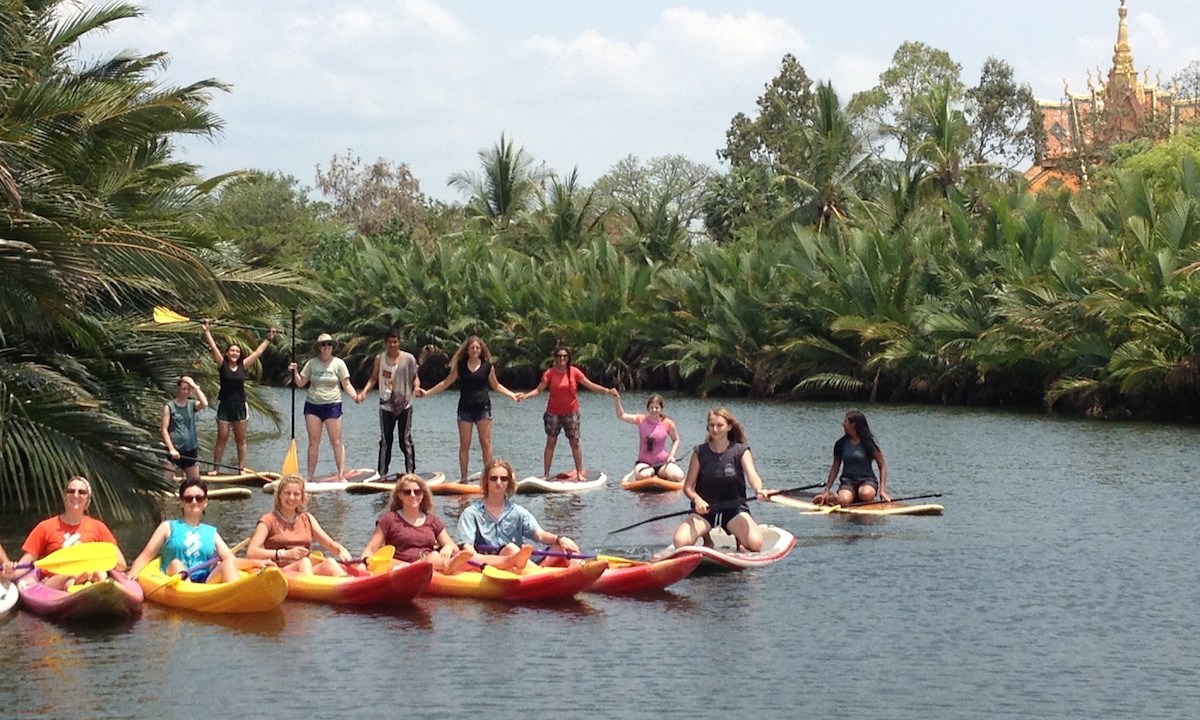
left=201, top=320, right=224, bottom=365
left=184, top=376, right=208, bottom=412
left=613, top=392, right=639, bottom=424
left=242, top=328, right=278, bottom=366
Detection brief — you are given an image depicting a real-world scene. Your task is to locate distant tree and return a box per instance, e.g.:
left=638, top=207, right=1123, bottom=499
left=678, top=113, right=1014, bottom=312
left=964, top=57, right=1040, bottom=169
left=1172, top=59, right=1200, bottom=101
left=315, top=152, right=427, bottom=237
left=718, top=53, right=815, bottom=169
left=447, top=133, right=545, bottom=228
left=199, top=172, right=334, bottom=266
left=850, top=41, right=963, bottom=157
left=592, top=154, right=714, bottom=231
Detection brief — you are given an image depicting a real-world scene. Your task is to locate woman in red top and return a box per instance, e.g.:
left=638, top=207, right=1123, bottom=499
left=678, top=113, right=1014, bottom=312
left=359, top=474, right=472, bottom=574
left=518, top=345, right=615, bottom=480
left=13, top=476, right=128, bottom=589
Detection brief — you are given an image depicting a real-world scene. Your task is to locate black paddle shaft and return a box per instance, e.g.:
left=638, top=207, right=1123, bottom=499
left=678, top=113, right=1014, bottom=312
left=607, top=482, right=825, bottom=534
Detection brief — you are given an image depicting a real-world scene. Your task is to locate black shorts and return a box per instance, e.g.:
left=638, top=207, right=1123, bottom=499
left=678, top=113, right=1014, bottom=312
left=168, top=446, right=200, bottom=469
left=696, top=504, right=750, bottom=532
left=216, top=401, right=248, bottom=423
left=838, top=476, right=879, bottom=494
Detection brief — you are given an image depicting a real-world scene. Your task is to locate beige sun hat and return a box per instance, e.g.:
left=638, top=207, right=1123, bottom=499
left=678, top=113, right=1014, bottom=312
left=313, top=333, right=337, bottom=350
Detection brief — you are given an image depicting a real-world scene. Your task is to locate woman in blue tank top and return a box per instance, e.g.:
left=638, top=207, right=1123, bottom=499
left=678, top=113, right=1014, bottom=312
left=813, top=410, right=890, bottom=507
left=127, top=478, right=243, bottom=584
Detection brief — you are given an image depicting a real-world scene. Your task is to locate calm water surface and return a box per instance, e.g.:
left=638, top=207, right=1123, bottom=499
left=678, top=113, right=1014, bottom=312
left=2, top=389, right=1198, bottom=719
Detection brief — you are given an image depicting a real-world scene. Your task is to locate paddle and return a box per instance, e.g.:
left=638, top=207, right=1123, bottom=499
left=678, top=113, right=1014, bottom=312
left=607, top=482, right=825, bottom=535
left=475, top=544, right=647, bottom=566
left=468, top=559, right=520, bottom=581
left=16, top=542, right=120, bottom=576
left=140, top=537, right=251, bottom=597
left=152, top=306, right=275, bottom=333
left=311, top=545, right=395, bottom=575
left=196, top=462, right=277, bottom=483
left=282, top=309, right=299, bottom=477
left=848, top=492, right=943, bottom=507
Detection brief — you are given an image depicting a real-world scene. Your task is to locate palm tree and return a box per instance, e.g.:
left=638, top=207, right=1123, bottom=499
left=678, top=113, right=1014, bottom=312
left=447, top=133, right=544, bottom=228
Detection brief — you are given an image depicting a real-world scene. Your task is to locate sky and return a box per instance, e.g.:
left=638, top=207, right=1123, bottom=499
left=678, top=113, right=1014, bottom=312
left=73, top=0, right=1200, bottom=203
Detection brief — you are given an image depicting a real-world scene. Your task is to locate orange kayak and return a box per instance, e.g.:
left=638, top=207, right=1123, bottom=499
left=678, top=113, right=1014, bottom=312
left=618, top=471, right=683, bottom=493
left=425, top=560, right=606, bottom=601
left=542, top=553, right=701, bottom=594
left=285, top=560, right=433, bottom=605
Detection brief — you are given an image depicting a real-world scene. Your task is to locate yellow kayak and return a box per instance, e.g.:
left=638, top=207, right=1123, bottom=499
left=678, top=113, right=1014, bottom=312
left=136, top=559, right=288, bottom=614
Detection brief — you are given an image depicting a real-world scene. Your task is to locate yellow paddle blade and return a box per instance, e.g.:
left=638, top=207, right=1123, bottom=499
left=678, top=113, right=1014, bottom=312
left=596, top=554, right=648, bottom=566
left=281, top=440, right=299, bottom=477
left=33, top=542, right=119, bottom=575
left=152, top=306, right=190, bottom=324
left=366, top=545, right=396, bottom=575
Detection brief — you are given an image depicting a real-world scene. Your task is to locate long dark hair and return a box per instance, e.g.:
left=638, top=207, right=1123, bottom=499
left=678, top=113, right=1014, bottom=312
left=844, top=409, right=879, bottom=456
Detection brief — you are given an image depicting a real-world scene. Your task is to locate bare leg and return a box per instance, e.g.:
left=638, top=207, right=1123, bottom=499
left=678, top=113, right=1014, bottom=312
left=326, top=416, right=346, bottom=480
left=477, top=418, right=495, bottom=466
left=673, top=515, right=713, bottom=549
left=543, top=436, right=558, bottom=479
left=726, top=513, right=764, bottom=553
left=567, top=437, right=585, bottom=479
left=212, top=420, right=231, bottom=473
left=233, top=419, right=250, bottom=470
left=304, top=413, right=323, bottom=480
left=456, top=420, right=474, bottom=482
left=659, top=462, right=685, bottom=482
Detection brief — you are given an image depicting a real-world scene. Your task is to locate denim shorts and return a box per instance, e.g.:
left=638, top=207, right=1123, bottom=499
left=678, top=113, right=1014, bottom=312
left=457, top=407, right=492, bottom=424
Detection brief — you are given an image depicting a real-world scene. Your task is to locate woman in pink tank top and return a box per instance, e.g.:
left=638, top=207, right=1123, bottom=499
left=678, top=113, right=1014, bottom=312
left=614, top=392, right=684, bottom=483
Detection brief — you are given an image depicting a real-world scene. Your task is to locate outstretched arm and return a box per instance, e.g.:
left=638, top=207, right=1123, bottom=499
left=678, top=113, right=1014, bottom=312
left=242, top=328, right=278, bottom=366
left=201, top=320, right=223, bottom=365
left=613, top=392, right=638, bottom=424
left=418, top=364, right=459, bottom=399
left=487, top=367, right=519, bottom=401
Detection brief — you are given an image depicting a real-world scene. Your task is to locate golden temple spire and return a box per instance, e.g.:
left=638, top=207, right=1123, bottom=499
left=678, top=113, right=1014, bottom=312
left=1109, top=0, right=1137, bottom=89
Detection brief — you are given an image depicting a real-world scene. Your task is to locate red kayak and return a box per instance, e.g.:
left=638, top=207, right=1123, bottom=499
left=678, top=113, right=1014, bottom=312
left=284, top=561, right=433, bottom=605
left=17, top=570, right=143, bottom=621
left=543, top=554, right=701, bottom=594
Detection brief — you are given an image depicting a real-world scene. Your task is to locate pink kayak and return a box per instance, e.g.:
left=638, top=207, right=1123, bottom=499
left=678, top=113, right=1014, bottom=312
left=17, top=570, right=143, bottom=621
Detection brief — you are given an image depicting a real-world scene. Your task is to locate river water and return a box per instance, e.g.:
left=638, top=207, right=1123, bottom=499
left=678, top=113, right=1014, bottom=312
left=1, top=389, right=1198, bottom=719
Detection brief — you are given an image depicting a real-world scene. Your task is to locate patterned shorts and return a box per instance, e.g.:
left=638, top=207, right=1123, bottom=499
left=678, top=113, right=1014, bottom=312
left=543, top=411, right=581, bottom=440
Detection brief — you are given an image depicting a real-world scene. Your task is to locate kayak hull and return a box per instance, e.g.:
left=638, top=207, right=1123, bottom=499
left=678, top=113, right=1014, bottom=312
left=653, top=525, right=796, bottom=570
left=18, top=571, right=144, bottom=621
left=284, top=561, right=432, bottom=605
left=264, top=468, right=381, bottom=494
left=425, top=560, right=606, bottom=601
left=770, top=494, right=944, bottom=516
left=516, top=473, right=607, bottom=494
left=541, top=554, right=701, bottom=594
left=137, top=559, right=288, bottom=614
left=618, top=471, right=683, bottom=493
left=345, top=471, right=446, bottom=495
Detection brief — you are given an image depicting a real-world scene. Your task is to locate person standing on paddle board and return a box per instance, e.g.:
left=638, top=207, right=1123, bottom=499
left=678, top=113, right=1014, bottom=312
left=201, top=320, right=276, bottom=475
left=517, top=345, right=616, bottom=481
left=289, top=333, right=361, bottom=482
left=456, top=458, right=580, bottom=569
left=416, top=336, right=519, bottom=482
left=356, top=327, right=420, bottom=477
left=14, top=476, right=129, bottom=589
left=673, top=408, right=772, bottom=553
left=360, top=474, right=473, bottom=574
left=614, top=392, right=684, bottom=483
left=246, top=475, right=352, bottom=576
left=813, top=410, right=890, bottom=506
left=127, top=478, right=241, bottom=584
left=161, top=375, right=209, bottom=481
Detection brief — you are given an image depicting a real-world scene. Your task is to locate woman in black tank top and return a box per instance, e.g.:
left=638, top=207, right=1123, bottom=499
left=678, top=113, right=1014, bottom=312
left=202, top=320, right=276, bottom=473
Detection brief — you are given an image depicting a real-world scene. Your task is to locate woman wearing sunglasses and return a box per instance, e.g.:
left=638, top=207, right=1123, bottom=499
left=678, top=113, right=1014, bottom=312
left=517, top=345, right=615, bottom=481
left=359, top=474, right=472, bottom=573
left=289, top=333, right=361, bottom=482
left=127, top=478, right=241, bottom=583
left=13, top=476, right=128, bottom=589
left=456, top=458, right=580, bottom=569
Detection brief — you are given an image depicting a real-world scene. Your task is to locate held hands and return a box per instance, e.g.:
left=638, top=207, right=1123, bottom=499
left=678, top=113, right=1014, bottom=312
left=514, top=392, right=526, bottom=403
left=287, top=362, right=297, bottom=373
left=414, top=388, right=427, bottom=399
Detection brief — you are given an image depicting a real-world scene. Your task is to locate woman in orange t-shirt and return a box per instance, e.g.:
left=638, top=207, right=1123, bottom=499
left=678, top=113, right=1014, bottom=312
left=246, top=475, right=351, bottom=576
left=517, top=345, right=615, bottom=481
left=12, top=476, right=128, bottom=589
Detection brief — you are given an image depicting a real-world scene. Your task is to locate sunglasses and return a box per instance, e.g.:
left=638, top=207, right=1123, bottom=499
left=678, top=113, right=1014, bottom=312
left=318, top=342, right=335, bottom=348
left=182, top=494, right=207, bottom=503
left=64, top=488, right=89, bottom=496
left=555, top=354, right=569, bottom=359
left=399, top=488, right=423, bottom=496
left=487, top=474, right=509, bottom=482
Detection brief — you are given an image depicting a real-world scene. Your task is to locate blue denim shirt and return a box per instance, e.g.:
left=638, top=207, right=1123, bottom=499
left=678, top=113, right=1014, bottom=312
left=456, top=500, right=542, bottom=547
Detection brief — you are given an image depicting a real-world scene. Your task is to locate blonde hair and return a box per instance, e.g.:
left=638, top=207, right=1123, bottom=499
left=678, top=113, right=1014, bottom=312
left=272, top=475, right=308, bottom=514
left=480, top=458, right=517, bottom=499
left=389, top=474, right=433, bottom=513
left=706, top=407, right=748, bottom=445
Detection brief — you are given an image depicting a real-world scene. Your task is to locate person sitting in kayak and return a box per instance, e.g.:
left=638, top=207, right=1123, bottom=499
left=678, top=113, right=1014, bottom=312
left=127, top=478, right=242, bottom=584
left=14, top=476, right=129, bottom=589
left=614, top=391, right=684, bottom=484
left=672, top=409, right=773, bottom=553
left=516, top=345, right=616, bottom=481
left=360, top=474, right=473, bottom=574
left=456, top=458, right=581, bottom=569
left=812, top=410, right=890, bottom=506
left=246, top=475, right=352, bottom=576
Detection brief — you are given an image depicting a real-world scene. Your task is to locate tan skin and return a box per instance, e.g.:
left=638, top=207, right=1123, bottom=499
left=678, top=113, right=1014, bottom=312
left=12, top=478, right=129, bottom=589
left=202, top=320, right=276, bottom=473
left=417, top=339, right=518, bottom=481
left=517, top=351, right=616, bottom=480
left=462, top=462, right=580, bottom=570
left=613, top=392, right=685, bottom=482
left=673, top=412, right=773, bottom=553
left=357, top=335, right=421, bottom=404
left=360, top=479, right=473, bottom=574
left=246, top=479, right=351, bottom=576
left=812, top=414, right=890, bottom=506
left=289, top=341, right=361, bottom=481
left=161, top=376, right=209, bottom=481
left=128, top=489, right=241, bottom=584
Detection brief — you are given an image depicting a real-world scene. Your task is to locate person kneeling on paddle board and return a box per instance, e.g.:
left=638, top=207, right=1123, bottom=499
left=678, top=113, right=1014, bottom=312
left=812, top=410, right=890, bottom=507
left=456, top=458, right=580, bottom=570
left=673, top=409, right=773, bottom=553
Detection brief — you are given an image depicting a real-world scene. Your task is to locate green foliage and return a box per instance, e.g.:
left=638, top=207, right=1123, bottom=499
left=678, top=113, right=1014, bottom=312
left=718, top=53, right=815, bottom=169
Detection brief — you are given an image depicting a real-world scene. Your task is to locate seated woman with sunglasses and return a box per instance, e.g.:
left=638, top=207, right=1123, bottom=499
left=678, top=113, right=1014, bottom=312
left=14, top=476, right=129, bottom=589
left=246, top=475, right=352, bottom=576
left=456, top=458, right=581, bottom=569
left=360, top=474, right=473, bottom=574
left=128, top=478, right=241, bottom=583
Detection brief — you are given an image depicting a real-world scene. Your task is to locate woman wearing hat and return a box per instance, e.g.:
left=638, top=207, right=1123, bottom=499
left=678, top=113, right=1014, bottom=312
left=289, top=333, right=360, bottom=481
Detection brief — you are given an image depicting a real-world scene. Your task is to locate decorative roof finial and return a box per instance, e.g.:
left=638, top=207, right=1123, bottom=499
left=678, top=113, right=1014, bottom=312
left=1110, top=0, right=1137, bottom=89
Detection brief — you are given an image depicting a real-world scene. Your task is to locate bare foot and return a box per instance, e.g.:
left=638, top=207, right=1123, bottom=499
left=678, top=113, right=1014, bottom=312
left=445, top=550, right=472, bottom=575
left=511, top=544, right=533, bottom=571
left=205, top=469, right=219, bottom=476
